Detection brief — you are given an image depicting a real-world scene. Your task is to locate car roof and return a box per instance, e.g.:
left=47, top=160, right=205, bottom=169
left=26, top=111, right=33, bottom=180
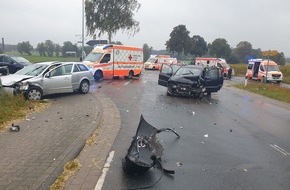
left=34, top=61, right=62, bottom=66
left=182, top=65, right=204, bottom=69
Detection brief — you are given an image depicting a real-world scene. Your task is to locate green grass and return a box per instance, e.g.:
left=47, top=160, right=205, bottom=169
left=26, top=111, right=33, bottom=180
left=22, top=55, right=79, bottom=63
left=234, top=82, right=290, bottom=103
left=0, top=93, right=49, bottom=132
left=0, top=93, right=30, bottom=131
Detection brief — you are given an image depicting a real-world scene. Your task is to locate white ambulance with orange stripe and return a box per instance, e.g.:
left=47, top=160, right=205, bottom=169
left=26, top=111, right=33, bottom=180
left=144, top=55, right=177, bottom=70
left=195, top=57, right=233, bottom=78
left=83, top=44, right=143, bottom=80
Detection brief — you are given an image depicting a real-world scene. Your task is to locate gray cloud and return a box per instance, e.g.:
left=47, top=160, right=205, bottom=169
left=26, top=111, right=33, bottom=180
left=1, top=0, right=289, bottom=56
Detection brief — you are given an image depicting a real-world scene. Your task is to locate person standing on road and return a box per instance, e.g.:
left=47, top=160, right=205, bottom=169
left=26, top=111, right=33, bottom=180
left=228, top=67, right=232, bottom=80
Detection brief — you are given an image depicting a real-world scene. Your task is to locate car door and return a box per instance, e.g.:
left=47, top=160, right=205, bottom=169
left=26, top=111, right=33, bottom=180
left=158, top=64, right=173, bottom=87
left=42, top=64, right=73, bottom=95
left=204, top=67, right=223, bottom=92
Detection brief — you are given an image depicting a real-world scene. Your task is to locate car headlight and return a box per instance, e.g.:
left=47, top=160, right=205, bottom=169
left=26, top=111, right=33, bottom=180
left=16, top=82, right=29, bottom=90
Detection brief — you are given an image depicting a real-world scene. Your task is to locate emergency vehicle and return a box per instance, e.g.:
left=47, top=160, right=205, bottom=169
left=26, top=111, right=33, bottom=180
left=83, top=45, right=143, bottom=80
left=245, top=59, right=283, bottom=83
left=195, top=57, right=233, bottom=78
left=144, top=55, right=177, bottom=70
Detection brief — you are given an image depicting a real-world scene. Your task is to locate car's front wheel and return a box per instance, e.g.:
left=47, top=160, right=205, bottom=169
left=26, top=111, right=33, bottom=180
left=128, top=70, right=134, bottom=79
left=79, top=80, right=90, bottom=94
left=94, top=70, right=103, bottom=81
left=24, top=86, right=43, bottom=100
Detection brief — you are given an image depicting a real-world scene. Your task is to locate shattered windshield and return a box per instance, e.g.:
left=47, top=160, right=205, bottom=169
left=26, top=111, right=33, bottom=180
left=84, top=52, right=103, bottom=62
left=174, top=67, right=202, bottom=76
left=15, top=64, right=48, bottom=76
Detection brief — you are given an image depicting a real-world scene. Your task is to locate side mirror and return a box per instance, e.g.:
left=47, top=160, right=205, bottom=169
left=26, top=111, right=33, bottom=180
left=44, top=72, right=50, bottom=78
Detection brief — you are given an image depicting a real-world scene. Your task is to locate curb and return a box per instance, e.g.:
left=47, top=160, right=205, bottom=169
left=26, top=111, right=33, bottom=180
left=64, top=92, right=121, bottom=190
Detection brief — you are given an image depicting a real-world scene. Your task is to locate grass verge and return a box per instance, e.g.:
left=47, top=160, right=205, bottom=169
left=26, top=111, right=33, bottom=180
left=0, top=93, right=50, bottom=132
left=234, top=82, right=290, bottom=104
left=50, top=159, right=81, bottom=190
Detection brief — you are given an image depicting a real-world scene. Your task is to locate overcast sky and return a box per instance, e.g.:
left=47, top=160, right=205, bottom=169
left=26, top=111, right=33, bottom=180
left=1, top=0, right=290, bottom=56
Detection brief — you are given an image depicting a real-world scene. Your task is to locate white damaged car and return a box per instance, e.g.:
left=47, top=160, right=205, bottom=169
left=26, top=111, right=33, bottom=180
left=0, top=61, right=94, bottom=100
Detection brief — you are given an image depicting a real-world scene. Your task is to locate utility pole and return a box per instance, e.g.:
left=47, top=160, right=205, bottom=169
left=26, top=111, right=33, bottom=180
left=81, top=0, right=85, bottom=60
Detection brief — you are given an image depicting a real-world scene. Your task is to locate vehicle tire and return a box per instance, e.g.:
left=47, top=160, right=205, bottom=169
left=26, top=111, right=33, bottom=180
left=94, top=70, right=103, bottom=81
left=128, top=70, right=134, bottom=79
left=153, top=66, right=156, bottom=70
left=277, top=81, right=281, bottom=84
left=24, top=86, right=43, bottom=100
left=79, top=80, right=90, bottom=94
left=262, top=76, right=267, bottom=83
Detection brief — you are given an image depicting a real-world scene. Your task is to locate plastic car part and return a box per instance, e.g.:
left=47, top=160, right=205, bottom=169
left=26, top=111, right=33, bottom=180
left=122, top=115, right=180, bottom=176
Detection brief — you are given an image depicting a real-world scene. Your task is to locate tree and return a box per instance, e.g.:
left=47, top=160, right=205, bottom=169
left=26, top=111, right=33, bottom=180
left=62, top=41, right=79, bottom=57
left=166, top=25, right=191, bottom=58
left=55, top=44, right=61, bottom=57
left=143, top=43, right=153, bottom=62
left=268, top=52, right=286, bottom=65
left=208, top=38, right=231, bottom=59
left=233, top=41, right=254, bottom=63
left=85, top=0, right=141, bottom=43
left=17, top=41, right=33, bottom=55
left=45, top=40, right=55, bottom=57
left=189, top=35, right=208, bottom=57
left=37, top=42, right=46, bottom=56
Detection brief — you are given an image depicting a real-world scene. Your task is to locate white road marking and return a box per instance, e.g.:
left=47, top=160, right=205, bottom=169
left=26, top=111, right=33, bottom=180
left=124, top=81, right=130, bottom=86
left=94, top=151, right=115, bottom=190
left=270, top=144, right=290, bottom=156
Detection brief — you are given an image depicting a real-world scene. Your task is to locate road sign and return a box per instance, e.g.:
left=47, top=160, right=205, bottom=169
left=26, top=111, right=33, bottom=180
left=262, top=50, right=278, bottom=57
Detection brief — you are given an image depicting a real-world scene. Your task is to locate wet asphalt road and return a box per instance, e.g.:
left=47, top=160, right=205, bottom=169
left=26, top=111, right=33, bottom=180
left=94, top=71, right=290, bottom=190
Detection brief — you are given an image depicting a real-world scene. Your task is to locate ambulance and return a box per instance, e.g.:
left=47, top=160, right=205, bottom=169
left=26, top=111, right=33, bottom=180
left=83, top=44, right=143, bottom=80
left=144, top=55, right=177, bottom=70
left=245, top=59, right=283, bottom=83
left=195, top=57, right=233, bottom=78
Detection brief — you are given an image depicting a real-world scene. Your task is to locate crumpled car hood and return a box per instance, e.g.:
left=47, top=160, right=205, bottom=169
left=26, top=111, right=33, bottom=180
left=169, top=75, right=200, bottom=84
left=0, top=74, right=33, bottom=87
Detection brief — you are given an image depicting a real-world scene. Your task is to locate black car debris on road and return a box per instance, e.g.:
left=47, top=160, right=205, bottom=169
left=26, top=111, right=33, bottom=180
left=158, top=64, right=224, bottom=98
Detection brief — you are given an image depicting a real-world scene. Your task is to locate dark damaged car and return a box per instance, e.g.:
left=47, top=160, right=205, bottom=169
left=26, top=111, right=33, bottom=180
left=158, top=64, right=224, bottom=98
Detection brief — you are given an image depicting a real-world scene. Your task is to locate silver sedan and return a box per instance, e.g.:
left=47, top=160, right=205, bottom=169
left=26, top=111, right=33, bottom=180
left=0, top=61, right=95, bottom=100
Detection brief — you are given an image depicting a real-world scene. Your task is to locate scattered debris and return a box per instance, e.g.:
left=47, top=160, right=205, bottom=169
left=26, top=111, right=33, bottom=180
left=176, top=162, right=182, bottom=167
left=230, top=129, right=233, bottom=132
left=244, top=168, right=248, bottom=172
left=122, top=115, right=179, bottom=176
left=204, top=134, right=208, bottom=138
left=192, top=111, right=195, bottom=115
left=10, top=123, right=20, bottom=132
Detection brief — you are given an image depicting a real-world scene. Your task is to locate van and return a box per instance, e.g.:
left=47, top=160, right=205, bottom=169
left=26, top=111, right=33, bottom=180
left=144, top=55, right=177, bottom=70
left=195, top=57, right=233, bottom=78
left=83, top=44, right=143, bottom=80
left=246, top=59, right=283, bottom=83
